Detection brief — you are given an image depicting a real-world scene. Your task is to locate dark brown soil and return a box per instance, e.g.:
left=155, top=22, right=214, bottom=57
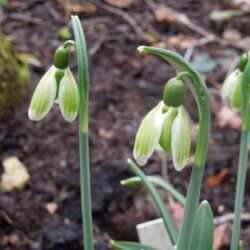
left=1, top=0, right=250, bottom=249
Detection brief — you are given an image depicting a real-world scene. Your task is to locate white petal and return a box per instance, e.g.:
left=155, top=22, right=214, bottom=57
left=133, top=101, right=166, bottom=166
left=58, top=68, right=79, bottom=122
left=221, top=69, right=242, bottom=100
left=171, top=107, right=191, bottom=171
left=28, top=66, right=57, bottom=121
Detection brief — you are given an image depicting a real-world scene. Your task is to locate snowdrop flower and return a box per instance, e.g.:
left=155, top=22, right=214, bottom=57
left=133, top=76, right=191, bottom=171
left=28, top=46, right=79, bottom=122
left=221, top=69, right=242, bottom=110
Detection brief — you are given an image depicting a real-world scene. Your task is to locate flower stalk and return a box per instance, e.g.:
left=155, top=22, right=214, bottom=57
left=230, top=60, right=250, bottom=250
left=72, top=15, right=94, bottom=250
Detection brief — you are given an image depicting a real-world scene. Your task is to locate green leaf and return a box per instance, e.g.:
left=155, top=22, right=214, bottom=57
left=111, top=240, right=157, bottom=250
left=239, top=241, right=244, bottom=250
left=191, top=53, right=217, bottom=73
left=121, top=176, right=186, bottom=206
left=0, top=0, right=8, bottom=8
left=209, top=10, right=245, bottom=21
left=190, top=201, right=214, bottom=250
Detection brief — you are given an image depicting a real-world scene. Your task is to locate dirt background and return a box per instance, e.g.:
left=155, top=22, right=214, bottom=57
left=1, top=0, right=250, bottom=249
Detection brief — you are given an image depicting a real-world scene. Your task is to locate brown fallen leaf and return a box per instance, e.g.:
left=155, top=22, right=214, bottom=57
left=217, top=106, right=241, bottom=129
left=1, top=157, right=30, bottom=192
left=214, top=223, right=231, bottom=250
left=45, top=202, right=59, bottom=214
left=154, top=7, right=175, bottom=23
left=58, top=0, right=97, bottom=13
left=206, top=168, right=230, bottom=187
left=104, top=0, right=133, bottom=8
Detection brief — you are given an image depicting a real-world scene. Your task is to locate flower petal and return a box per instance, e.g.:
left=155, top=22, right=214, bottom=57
left=133, top=101, right=165, bottom=166
left=58, top=68, right=79, bottom=122
left=28, top=66, right=57, bottom=121
left=171, top=107, right=191, bottom=171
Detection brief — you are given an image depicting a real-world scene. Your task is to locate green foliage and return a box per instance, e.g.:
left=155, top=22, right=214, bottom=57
left=209, top=10, right=245, bottom=21
left=58, top=26, right=72, bottom=40
left=111, top=240, right=157, bottom=250
left=0, top=33, right=31, bottom=118
left=191, top=53, right=217, bottom=73
left=190, top=201, right=214, bottom=250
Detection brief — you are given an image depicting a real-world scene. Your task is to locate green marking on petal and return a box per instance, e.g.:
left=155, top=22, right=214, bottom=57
left=28, top=66, right=57, bottom=121
left=171, top=106, right=191, bottom=171
left=159, top=107, right=178, bottom=154
left=58, top=68, right=79, bottom=122
left=133, top=101, right=165, bottom=166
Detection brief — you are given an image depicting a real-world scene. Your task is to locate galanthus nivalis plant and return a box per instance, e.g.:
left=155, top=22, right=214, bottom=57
left=221, top=52, right=250, bottom=250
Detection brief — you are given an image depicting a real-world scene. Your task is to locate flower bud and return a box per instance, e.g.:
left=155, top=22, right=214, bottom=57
left=28, top=66, right=57, bottom=121
left=171, top=107, right=191, bottom=171
left=53, top=46, right=70, bottom=69
left=221, top=69, right=243, bottom=110
left=159, top=108, right=178, bottom=153
left=163, top=77, right=185, bottom=108
left=133, top=101, right=166, bottom=166
left=58, top=68, right=79, bottom=122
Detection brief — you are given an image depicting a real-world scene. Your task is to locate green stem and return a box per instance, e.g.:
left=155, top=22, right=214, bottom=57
left=137, top=46, right=210, bottom=250
left=72, top=16, right=94, bottom=250
left=127, top=159, right=178, bottom=245
left=63, top=39, right=76, bottom=48
left=230, top=61, right=250, bottom=250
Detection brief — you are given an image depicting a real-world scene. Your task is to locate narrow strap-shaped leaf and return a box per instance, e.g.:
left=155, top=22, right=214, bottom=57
left=111, top=240, right=157, bottom=250
left=189, top=201, right=214, bottom=250
left=239, top=241, right=245, bottom=250
left=121, top=176, right=186, bottom=206
left=127, top=159, right=178, bottom=245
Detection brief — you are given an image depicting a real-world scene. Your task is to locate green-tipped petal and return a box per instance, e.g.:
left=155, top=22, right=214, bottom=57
left=231, top=73, right=242, bottom=110
left=28, top=66, right=57, bottom=121
left=133, top=101, right=165, bottom=166
left=58, top=68, right=79, bottom=122
left=171, top=106, right=191, bottom=171
left=159, top=107, right=178, bottom=153
left=221, top=69, right=242, bottom=100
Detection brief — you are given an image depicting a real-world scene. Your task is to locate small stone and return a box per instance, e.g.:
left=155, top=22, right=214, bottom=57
left=1, top=157, right=30, bottom=192
left=45, top=202, right=58, bottom=214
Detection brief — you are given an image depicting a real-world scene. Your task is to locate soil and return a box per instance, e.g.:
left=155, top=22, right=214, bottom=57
left=1, top=0, right=250, bottom=249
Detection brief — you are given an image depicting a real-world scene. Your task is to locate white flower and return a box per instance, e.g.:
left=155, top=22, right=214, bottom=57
left=221, top=69, right=242, bottom=110
left=133, top=102, right=191, bottom=171
left=28, top=66, right=79, bottom=122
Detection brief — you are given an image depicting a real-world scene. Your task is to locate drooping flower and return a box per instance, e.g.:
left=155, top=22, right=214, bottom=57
left=28, top=66, right=79, bottom=122
left=221, top=69, right=242, bottom=110
left=133, top=101, right=191, bottom=171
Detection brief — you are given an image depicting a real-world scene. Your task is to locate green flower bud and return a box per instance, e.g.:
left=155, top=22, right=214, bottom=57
left=171, top=107, right=191, bottom=171
left=133, top=101, right=166, bottom=166
left=28, top=66, right=57, bottom=121
left=58, top=68, right=79, bottom=122
left=53, top=46, right=70, bottom=69
left=238, top=53, right=249, bottom=72
left=163, top=77, right=185, bottom=108
left=159, top=108, right=178, bottom=153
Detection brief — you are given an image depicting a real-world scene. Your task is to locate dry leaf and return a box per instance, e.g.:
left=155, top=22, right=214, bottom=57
left=217, top=106, right=241, bottom=129
left=214, top=223, right=231, bottom=250
left=154, top=7, right=175, bottom=23
left=59, top=0, right=97, bottom=13
left=104, top=0, right=133, bottom=8
left=1, top=157, right=30, bottom=192
left=98, top=128, right=115, bottom=139
left=167, top=35, right=197, bottom=49
left=206, top=168, right=229, bottom=187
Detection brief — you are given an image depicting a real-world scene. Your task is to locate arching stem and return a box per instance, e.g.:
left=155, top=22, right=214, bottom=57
left=138, top=46, right=211, bottom=250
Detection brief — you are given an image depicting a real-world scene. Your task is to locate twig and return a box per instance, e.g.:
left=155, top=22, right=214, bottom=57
left=145, top=0, right=246, bottom=51
left=214, top=213, right=250, bottom=226
left=93, top=0, right=146, bottom=41
left=8, top=13, right=47, bottom=26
